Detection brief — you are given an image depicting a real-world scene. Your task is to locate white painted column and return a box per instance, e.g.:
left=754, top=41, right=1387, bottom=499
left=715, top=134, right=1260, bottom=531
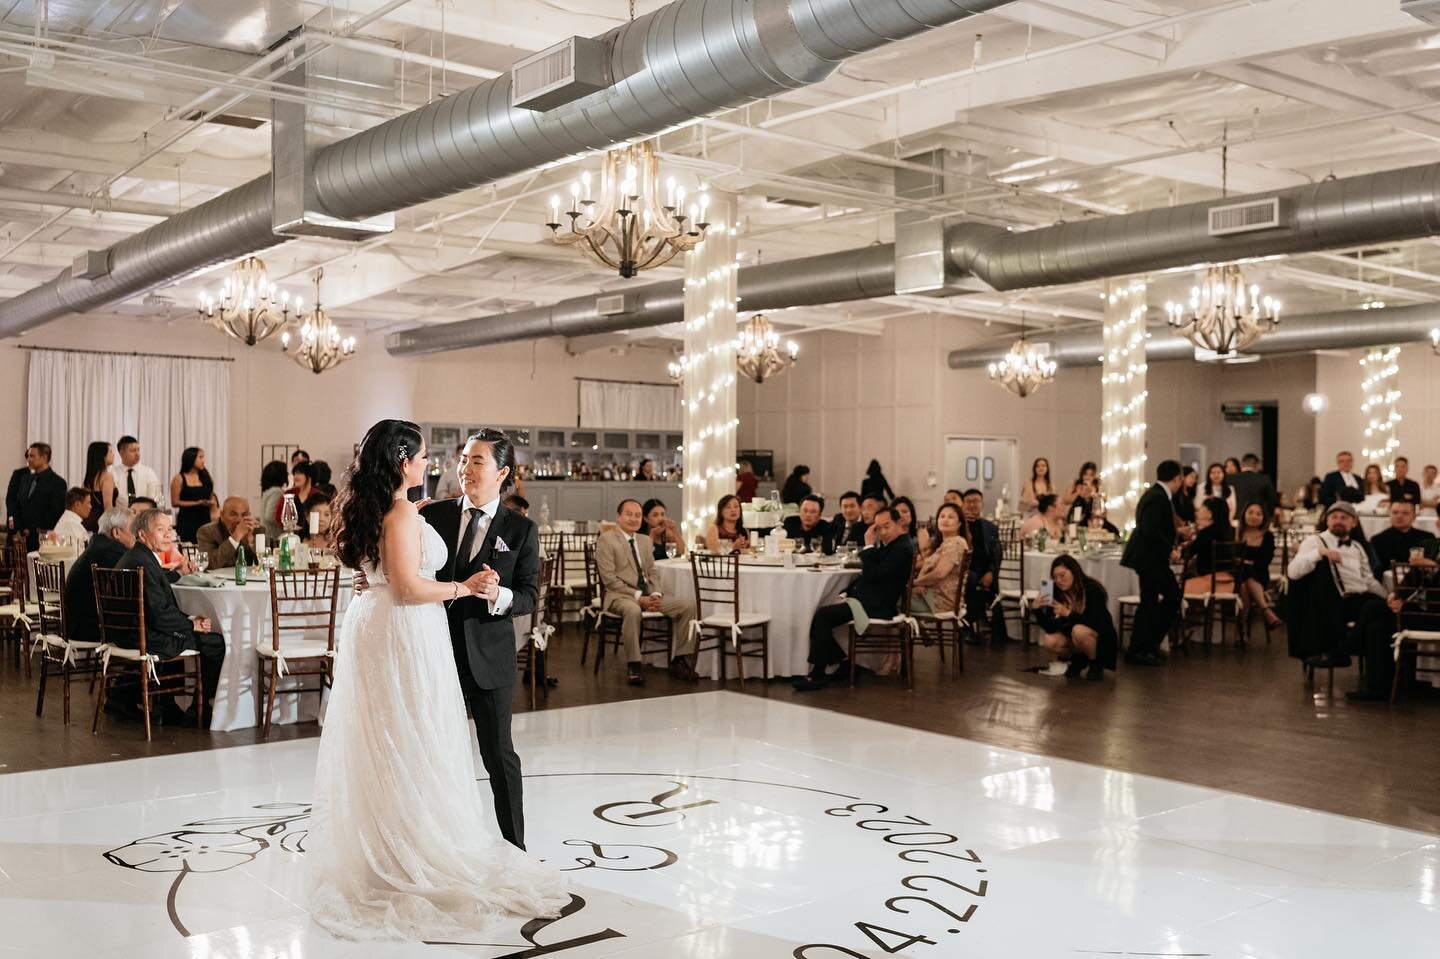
left=1361, top=346, right=1401, bottom=473
left=680, top=194, right=739, bottom=544
left=1101, top=278, right=1148, bottom=531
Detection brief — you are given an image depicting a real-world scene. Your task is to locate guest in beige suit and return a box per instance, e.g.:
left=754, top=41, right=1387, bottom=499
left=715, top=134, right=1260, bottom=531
left=196, top=496, right=259, bottom=569
left=596, top=498, right=697, bottom=687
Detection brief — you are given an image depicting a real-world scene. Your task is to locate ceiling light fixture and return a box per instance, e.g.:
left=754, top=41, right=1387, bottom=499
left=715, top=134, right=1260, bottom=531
left=281, top=269, right=356, bottom=375
left=196, top=256, right=295, bottom=346
left=988, top=313, right=1056, bottom=398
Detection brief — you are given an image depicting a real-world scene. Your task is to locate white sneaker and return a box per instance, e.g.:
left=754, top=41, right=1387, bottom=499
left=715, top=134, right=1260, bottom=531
left=1044, top=659, right=1069, bottom=676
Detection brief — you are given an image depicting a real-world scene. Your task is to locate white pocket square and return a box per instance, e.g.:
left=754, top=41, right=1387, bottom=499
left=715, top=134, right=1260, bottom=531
left=494, top=536, right=511, bottom=553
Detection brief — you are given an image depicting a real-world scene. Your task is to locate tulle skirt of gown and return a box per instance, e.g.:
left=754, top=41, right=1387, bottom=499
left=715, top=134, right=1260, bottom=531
left=307, top=586, right=568, bottom=940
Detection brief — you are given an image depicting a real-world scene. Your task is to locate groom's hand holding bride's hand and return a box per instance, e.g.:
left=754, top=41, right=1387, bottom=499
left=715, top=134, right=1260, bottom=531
left=462, top=565, right=501, bottom=602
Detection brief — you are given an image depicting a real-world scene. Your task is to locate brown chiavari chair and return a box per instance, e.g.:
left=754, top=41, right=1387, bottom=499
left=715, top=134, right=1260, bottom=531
left=561, top=531, right=600, bottom=623
left=1389, top=561, right=1440, bottom=704
left=179, top=543, right=204, bottom=567
left=690, top=552, right=770, bottom=685
left=847, top=566, right=918, bottom=690
left=91, top=567, right=204, bottom=742
left=538, top=531, right=565, bottom=623
left=994, top=536, right=1033, bottom=644
left=1203, top=540, right=1245, bottom=648
left=913, top=552, right=971, bottom=678
left=583, top=540, right=672, bottom=674
left=515, top=554, right=554, bottom=710
left=32, top=558, right=102, bottom=724
left=259, top=567, right=340, bottom=741
left=0, top=533, right=33, bottom=675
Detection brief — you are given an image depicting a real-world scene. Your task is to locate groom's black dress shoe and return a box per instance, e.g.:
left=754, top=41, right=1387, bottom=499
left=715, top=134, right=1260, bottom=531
left=791, top=675, right=825, bottom=692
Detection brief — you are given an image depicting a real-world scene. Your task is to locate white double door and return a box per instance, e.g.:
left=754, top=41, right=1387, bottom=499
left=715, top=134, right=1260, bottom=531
left=943, top=436, right=1018, bottom=507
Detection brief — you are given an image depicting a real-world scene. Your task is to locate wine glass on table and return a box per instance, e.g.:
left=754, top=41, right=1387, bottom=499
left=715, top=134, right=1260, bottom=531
left=196, top=552, right=209, bottom=576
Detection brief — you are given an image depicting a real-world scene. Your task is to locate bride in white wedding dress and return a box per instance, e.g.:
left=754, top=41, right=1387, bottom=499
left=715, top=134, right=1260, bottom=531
left=307, top=419, right=567, bottom=941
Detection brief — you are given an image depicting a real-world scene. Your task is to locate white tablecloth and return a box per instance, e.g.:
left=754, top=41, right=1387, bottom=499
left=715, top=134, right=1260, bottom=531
left=25, top=550, right=79, bottom=602
left=1359, top=514, right=1438, bottom=538
left=1023, top=549, right=1137, bottom=627
left=174, top=569, right=353, bottom=732
left=651, top=557, right=858, bottom=678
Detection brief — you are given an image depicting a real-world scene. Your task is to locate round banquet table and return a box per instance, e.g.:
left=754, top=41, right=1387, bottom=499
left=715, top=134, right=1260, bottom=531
left=651, top=557, right=858, bottom=679
left=174, top=568, right=353, bottom=732
left=1023, top=548, right=1137, bottom=634
left=25, top=549, right=80, bottom=602
left=1358, top=513, right=1437, bottom=538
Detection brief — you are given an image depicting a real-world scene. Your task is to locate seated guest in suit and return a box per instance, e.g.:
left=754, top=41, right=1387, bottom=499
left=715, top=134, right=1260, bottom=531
left=196, top=496, right=259, bottom=569
left=943, top=489, right=964, bottom=507
left=639, top=498, right=685, bottom=561
left=1386, top=456, right=1422, bottom=507
left=831, top=492, right=866, bottom=548
left=961, top=489, right=1007, bottom=646
left=704, top=494, right=748, bottom=551
left=1286, top=502, right=1391, bottom=672
left=6, top=442, right=67, bottom=551
left=1020, top=494, right=1064, bottom=540
left=1034, top=553, right=1117, bottom=681
left=1369, top=499, right=1436, bottom=570
left=127, top=496, right=158, bottom=515
left=783, top=495, right=834, bottom=553
left=1320, top=450, right=1364, bottom=506
left=596, top=499, right=698, bottom=687
left=117, top=509, right=227, bottom=721
left=860, top=493, right=886, bottom=527
left=793, top=507, right=915, bottom=691
left=64, top=507, right=135, bottom=644
left=911, top=503, right=970, bottom=614
left=53, top=488, right=93, bottom=544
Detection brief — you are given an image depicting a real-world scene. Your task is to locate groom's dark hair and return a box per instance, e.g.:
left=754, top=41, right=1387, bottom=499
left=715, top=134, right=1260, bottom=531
left=467, top=428, right=517, bottom=492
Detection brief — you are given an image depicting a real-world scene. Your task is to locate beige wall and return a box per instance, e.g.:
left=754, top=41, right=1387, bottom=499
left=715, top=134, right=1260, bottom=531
left=1, top=313, right=667, bottom=502
left=737, top=316, right=1322, bottom=514
left=1315, top=343, right=1440, bottom=479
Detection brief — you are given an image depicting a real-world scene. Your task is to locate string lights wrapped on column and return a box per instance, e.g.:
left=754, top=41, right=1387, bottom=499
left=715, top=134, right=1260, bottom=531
left=1100, top=279, right=1148, bottom=531
left=676, top=194, right=740, bottom=542
left=1360, top=346, right=1401, bottom=472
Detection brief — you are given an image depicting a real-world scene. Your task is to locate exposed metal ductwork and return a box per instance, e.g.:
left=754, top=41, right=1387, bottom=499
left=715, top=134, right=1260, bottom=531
left=946, top=302, right=1440, bottom=369
left=387, top=159, right=1440, bottom=355
left=0, top=0, right=1014, bottom=338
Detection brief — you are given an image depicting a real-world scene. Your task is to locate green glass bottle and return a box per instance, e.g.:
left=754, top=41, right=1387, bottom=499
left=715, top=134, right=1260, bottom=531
left=279, top=535, right=293, bottom=572
left=234, top=545, right=248, bottom=585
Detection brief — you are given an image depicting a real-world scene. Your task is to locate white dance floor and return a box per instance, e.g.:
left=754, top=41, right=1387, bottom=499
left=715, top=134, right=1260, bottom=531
left=0, top=691, right=1435, bottom=958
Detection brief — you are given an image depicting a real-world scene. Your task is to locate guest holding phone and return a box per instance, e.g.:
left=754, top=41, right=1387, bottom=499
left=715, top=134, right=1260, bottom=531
left=1033, top=554, right=1117, bottom=681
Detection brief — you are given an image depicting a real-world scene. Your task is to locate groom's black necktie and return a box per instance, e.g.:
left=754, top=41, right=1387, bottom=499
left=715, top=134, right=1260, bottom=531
left=453, top=507, right=484, bottom=580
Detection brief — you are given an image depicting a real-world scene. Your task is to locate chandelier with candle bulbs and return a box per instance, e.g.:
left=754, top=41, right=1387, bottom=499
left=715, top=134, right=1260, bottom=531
left=735, top=314, right=797, bottom=384
left=196, top=256, right=295, bottom=345
left=545, top=140, right=710, bottom=278
left=281, top=269, right=356, bottom=375
left=1164, top=263, right=1280, bottom=356
left=988, top=314, right=1056, bottom=398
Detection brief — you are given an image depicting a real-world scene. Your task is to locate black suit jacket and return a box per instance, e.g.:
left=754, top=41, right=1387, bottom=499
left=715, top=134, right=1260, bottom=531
left=64, top=532, right=128, bottom=643
left=117, top=544, right=196, bottom=646
left=6, top=466, right=67, bottom=550
left=1320, top=470, right=1363, bottom=507
left=830, top=514, right=866, bottom=548
left=421, top=499, right=538, bottom=691
left=1122, top=483, right=1177, bottom=573
left=1230, top=469, right=1279, bottom=523
left=846, top=534, right=915, bottom=619
left=783, top=515, right=834, bottom=554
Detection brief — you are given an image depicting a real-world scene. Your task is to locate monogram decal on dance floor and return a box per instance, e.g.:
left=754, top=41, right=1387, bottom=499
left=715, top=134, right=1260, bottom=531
left=102, top=773, right=991, bottom=952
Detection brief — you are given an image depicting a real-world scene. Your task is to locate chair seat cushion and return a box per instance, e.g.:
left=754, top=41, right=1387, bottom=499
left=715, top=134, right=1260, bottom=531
left=1394, top=629, right=1440, bottom=643
left=913, top=609, right=963, bottom=621
left=1117, top=595, right=1141, bottom=604
left=699, top=612, right=770, bottom=628
left=106, top=646, right=196, bottom=661
left=257, top=640, right=333, bottom=660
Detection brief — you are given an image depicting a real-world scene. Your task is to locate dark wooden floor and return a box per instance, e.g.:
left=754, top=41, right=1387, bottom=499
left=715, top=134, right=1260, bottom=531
left=2, top=625, right=1437, bottom=835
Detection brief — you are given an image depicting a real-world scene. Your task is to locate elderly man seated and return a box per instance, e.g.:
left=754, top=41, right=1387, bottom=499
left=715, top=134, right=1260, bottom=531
left=1286, top=502, right=1394, bottom=676
left=783, top=494, right=834, bottom=553
left=196, top=496, right=259, bottom=569
left=117, top=509, right=227, bottom=724
left=52, top=487, right=92, bottom=544
left=793, top=507, right=915, bottom=691
left=595, top=499, right=697, bottom=687
left=65, top=507, right=135, bottom=644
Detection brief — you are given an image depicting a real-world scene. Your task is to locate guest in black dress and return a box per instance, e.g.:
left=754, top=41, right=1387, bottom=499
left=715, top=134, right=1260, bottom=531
left=781, top=465, right=813, bottom=505
left=170, top=446, right=216, bottom=544
left=1033, top=553, right=1117, bottom=681
left=1236, top=501, right=1283, bottom=630
left=81, top=441, right=119, bottom=532
left=860, top=459, right=895, bottom=503
left=1173, top=466, right=1198, bottom=525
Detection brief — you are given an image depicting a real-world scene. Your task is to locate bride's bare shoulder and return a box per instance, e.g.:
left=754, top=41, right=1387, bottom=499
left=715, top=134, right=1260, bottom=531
left=382, top=499, right=418, bottom=530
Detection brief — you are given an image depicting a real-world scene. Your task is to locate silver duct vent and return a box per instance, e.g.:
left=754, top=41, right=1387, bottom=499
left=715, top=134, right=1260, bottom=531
left=387, top=159, right=1440, bottom=355
left=946, top=302, right=1440, bottom=369
left=0, top=0, right=1012, bottom=338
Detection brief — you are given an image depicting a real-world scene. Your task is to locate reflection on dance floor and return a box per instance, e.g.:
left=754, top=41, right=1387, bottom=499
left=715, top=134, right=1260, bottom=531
left=0, top=692, right=1435, bottom=957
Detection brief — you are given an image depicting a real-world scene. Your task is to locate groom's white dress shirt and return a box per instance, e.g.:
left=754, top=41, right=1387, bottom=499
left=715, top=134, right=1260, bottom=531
left=455, top=494, right=513, bottom=615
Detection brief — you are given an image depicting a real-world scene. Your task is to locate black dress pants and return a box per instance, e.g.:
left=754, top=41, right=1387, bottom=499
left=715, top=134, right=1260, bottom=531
left=455, top=638, right=526, bottom=850
left=807, top=601, right=856, bottom=673
left=1339, top=593, right=1394, bottom=693
left=146, top=630, right=225, bottom=704
left=1130, top=565, right=1180, bottom=656
left=966, top=579, right=1007, bottom=644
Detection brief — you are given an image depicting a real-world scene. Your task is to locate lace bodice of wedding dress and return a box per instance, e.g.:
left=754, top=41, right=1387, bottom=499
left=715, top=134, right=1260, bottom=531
left=307, top=513, right=566, bottom=941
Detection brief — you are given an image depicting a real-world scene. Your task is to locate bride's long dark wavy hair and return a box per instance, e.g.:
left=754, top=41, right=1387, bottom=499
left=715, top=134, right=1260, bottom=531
left=333, top=419, right=425, bottom=571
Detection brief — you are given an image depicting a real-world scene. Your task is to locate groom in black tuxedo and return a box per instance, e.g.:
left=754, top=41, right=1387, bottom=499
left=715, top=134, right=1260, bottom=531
left=422, top=428, right=539, bottom=850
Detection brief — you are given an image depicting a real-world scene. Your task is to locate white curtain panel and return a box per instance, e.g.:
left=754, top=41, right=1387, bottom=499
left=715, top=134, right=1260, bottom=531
left=26, top=350, right=231, bottom=504
left=578, top=379, right=680, bottom=431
